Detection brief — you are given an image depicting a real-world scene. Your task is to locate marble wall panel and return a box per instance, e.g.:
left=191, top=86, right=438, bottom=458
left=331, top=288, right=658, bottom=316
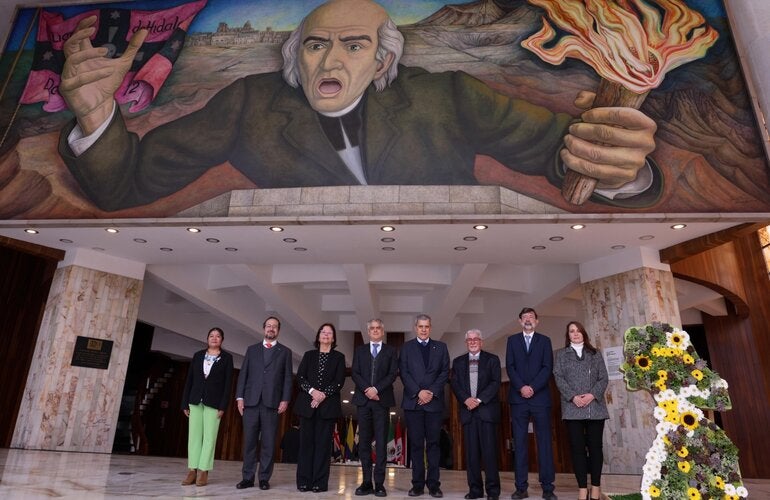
left=12, top=265, right=143, bottom=453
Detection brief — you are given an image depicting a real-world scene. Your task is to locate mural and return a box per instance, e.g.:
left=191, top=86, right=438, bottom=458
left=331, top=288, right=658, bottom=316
left=0, top=0, right=767, bottom=218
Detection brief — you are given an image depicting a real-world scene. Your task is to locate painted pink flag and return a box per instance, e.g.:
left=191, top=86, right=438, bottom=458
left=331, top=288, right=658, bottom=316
left=20, top=0, right=207, bottom=113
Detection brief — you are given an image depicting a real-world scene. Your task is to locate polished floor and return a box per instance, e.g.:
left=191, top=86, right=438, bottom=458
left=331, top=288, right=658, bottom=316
left=1, top=448, right=768, bottom=499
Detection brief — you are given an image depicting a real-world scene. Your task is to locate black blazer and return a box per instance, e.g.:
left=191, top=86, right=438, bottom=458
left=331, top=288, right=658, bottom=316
left=293, top=349, right=346, bottom=419
left=235, top=342, right=294, bottom=408
left=181, top=349, right=234, bottom=411
left=399, top=338, right=450, bottom=413
left=351, top=343, right=398, bottom=408
left=450, top=350, right=502, bottom=424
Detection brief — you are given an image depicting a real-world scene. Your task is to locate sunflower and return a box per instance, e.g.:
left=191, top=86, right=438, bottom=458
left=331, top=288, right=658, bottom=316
left=680, top=411, right=700, bottom=431
left=670, top=332, right=684, bottom=346
left=678, top=460, right=692, bottom=473
left=676, top=446, right=689, bottom=458
left=648, top=485, right=661, bottom=497
left=687, top=487, right=701, bottom=500
left=712, top=476, right=725, bottom=489
left=691, top=369, right=704, bottom=381
left=724, top=495, right=739, bottom=500
left=682, top=353, right=695, bottom=365
left=636, top=355, right=652, bottom=370
left=657, top=370, right=668, bottom=380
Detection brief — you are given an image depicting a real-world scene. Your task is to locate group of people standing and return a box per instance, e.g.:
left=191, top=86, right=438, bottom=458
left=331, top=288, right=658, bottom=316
left=178, top=309, right=609, bottom=500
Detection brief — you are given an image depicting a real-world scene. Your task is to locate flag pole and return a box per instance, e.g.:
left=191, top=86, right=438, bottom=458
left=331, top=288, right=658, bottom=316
left=0, top=8, right=40, bottom=149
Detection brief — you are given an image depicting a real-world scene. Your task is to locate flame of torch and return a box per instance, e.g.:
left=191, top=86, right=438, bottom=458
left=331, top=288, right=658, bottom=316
left=522, top=0, right=719, bottom=205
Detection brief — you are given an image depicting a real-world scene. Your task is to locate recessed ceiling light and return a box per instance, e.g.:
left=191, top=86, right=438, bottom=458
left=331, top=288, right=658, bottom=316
left=283, top=238, right=297, bottom=243
left=389, top=411, right=396, bottom=416
left=570, top=224, right=585, bottom=230
left=549, top=236, right=564, bottom=241
left=294, top=247, right=307, bottom=252
left=350, top=390, right=355, bottom=394
left=133, top=238, right=147, bottom=243
left=671, top=224, right=687, bottom=230
left=463, top=236, right=477, bottom=241
left=186, top=227, right=201, bottom=233
left=270, top=226, right=284, bottom=232
left=381, top=247, right=395, bottom=251
left=225, top=247, right=238, bottom=252
left=611, top=245, right=626, bottom=250
left=59, top=238, right=73, bottom=244
left=454, top=246, right=467, bottom=251
left=473, top=224, right=488, bottom=230
left=381, top=237, right=395, bottom=243
left=639, top=235, right=655, bottom=240
left=105, top=228, right=119, bottom=234
left=342, top=400, right=350, bottom=404
left=24, top=229, right=38, bottom=234
left=532, top=245, right=546, bottom=250
left=380, top=225, right=396, bottom=232
left=160, top=247, right=173, bottom=252
left=206, top=238, right=220, bottom=243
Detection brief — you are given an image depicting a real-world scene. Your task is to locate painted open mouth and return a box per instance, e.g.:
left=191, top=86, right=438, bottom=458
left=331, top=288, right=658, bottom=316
left=318, top=78, right=342, bottom=96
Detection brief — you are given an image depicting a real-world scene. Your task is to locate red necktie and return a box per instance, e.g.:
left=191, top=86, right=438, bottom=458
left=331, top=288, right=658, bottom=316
left=265, top=343, right=272, bottom=349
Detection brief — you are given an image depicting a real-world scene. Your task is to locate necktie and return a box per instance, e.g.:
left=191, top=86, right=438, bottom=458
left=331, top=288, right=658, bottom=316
left=525, top=336, right=531, bottom=352
left=265, top=342, right=273, bottom=349
left=372, top=344, right=379, bottom=357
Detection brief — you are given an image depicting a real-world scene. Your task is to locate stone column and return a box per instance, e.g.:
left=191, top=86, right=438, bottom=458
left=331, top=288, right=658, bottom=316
left=12, top=250, right=145, bottom=453
left=579, top=249, right=682, bottom=474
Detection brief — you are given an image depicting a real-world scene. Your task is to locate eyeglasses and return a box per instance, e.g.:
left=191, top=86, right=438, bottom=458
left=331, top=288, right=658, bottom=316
left=466, top=338, right=482, bottom=343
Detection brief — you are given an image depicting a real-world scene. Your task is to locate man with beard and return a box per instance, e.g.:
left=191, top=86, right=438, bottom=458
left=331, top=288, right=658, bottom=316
left=235, top=316, right=293, bottom=490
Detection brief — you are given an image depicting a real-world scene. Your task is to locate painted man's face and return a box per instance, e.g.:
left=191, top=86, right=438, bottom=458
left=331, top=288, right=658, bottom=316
left=298, top=0, right=391, bottom=113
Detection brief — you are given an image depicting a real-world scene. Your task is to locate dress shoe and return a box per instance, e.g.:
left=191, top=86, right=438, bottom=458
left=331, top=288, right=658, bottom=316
left=312, top=486, right=328, bottom=492
left=465, top=493, right=483, bottom=499
left=181, top=469, right=197, bottom=486
left=298, top=485, right=309, bottom=492
left=542, top=493, right=557, bottom=500
left=511, top=491, right=529, bottom=499
left=195, top=470, right=208, bottom=486
left=429, top=488, right=444, bottom=498
left=488, top=496, right=499, bottom=500
left=356, top=482, right=374, bottom=495
left=408, top=487, right=424, bottom=497
left=259, top=480, right=270, bottom=490
left=236, top=479, right=254, bottom=489
left=374, top=484, right=387, bottom=497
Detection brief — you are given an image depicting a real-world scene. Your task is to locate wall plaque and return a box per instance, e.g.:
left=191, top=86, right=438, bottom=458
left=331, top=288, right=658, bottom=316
left=71, top=336, right=113, bottom=370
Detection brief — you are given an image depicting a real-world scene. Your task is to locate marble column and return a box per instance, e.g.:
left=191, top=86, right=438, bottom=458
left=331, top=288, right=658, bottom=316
left=12, top=250, right=145, bottom=453
left=579, top=251, right=682, bottom=474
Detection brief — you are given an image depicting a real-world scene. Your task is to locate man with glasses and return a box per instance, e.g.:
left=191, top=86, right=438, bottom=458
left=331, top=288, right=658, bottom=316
left=451, top=329, right=502, bottom=500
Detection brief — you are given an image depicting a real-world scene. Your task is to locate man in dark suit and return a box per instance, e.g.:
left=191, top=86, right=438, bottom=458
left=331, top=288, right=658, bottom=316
left=400, top=314, right=450, bottom=498
left=451, top=329, right=501, bottom=500
left=234, top=316, right=293, bottom=490
left=58, top=0, right=659, bottom=212
left=352, top=318, right=398, bottom=497
left=506, top=308, right=556, bottom=500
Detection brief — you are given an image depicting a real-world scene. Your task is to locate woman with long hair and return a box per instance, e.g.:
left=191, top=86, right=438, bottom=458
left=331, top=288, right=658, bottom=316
left=553, top=321, right=609, bottom=500
left=180, top=327, right=234, bottom=486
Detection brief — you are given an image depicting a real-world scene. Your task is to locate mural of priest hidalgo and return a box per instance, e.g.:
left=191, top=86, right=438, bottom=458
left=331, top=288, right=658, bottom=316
left=58, top=0, right=659, bottom=212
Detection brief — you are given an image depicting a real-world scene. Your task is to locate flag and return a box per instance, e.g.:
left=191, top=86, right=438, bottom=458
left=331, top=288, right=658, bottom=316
left=345, top=417, right=355, bottom=461
left=395, top=417, right=404, bottom=465
left=20, top=0, right=207, bottom=113
left=353, top=419, right=360, bottom=461
left=332, top=423, right=342, bottom=462
left=386, top=417, right=396, bottom=462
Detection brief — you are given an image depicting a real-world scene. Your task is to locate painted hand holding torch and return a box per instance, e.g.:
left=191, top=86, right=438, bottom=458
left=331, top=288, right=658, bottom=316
left=522, top=0, right=719, bottom=205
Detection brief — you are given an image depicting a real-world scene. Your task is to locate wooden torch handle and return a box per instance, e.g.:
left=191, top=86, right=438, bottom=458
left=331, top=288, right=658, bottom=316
left=561, top=79, right=650, bottom=205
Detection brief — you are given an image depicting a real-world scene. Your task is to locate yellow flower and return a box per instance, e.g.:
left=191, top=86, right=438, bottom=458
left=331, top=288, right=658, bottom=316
left=649, top=485, right=661, bottom=497
left=713, top=476, right=725, bottom=489
left=652, top=346, right=662, bottom=356
left=676, top=446, right=689, bottom=458
left=678, top=460, right=692, bottom=473
left=691, top=369, right=704, bottom=381
left=635, top=355, right=652, bottom=370
left=655, top=380, right=667, bottom=391
left=724, top=494, right=739, bottom=500
left=663, top=435, right=671, bottom=446
left=683, top=354, right=695, bottom=364
left=687, top=487, right=701, bottom=500
left=681, top=411, right=700, bottom=431
left=657, top=370, right=668, bottom=380
left=671, top=333, right=684, bottom=346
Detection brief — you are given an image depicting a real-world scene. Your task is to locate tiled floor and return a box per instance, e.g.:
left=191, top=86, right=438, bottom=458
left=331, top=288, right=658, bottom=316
left=0, top=448, right=768, bottom=499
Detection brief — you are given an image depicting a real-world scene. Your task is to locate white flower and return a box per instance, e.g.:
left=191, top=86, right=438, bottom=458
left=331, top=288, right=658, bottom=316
left=736, top=486, right=748, bottom=497
left=654, top=407, right=667, bottom=419
left=724, top=484, right=737, bottom=495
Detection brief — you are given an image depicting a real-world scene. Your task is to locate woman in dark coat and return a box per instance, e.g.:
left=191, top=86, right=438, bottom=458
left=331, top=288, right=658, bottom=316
left=553, top=321, right=609, bottom=500
left=293, top=323, right=346, bottom=492
left=180, top=327, right=234, bottom=486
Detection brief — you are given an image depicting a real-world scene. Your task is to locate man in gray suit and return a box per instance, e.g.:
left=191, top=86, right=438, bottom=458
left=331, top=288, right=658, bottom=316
left=235, top=316, right=293, bottom=490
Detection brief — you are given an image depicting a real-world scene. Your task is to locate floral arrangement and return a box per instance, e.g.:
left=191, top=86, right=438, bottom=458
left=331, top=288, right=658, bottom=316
left=620, top=322, right=748, bottom=500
